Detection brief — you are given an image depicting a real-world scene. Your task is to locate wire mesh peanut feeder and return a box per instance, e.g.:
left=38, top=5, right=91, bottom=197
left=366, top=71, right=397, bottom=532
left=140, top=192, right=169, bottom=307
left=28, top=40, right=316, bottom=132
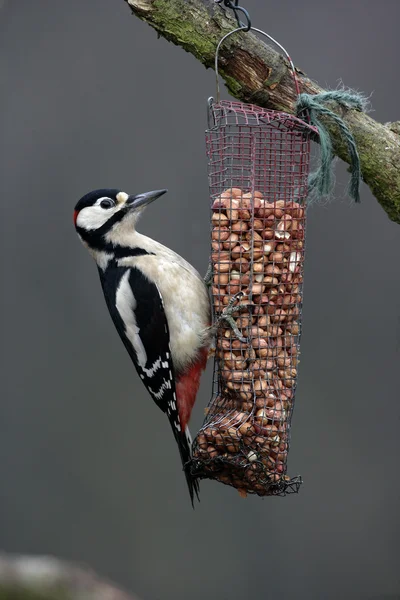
left=191, top=96, right=318, bottom=497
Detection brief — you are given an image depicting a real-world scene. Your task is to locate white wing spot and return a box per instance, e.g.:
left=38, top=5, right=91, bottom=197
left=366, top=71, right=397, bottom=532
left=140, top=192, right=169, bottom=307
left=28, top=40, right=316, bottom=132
left=115, top=271, right=165, bottom=377
left=148, top=378, right=172, bottom=401
left=116, top=271, right=147, bottom=365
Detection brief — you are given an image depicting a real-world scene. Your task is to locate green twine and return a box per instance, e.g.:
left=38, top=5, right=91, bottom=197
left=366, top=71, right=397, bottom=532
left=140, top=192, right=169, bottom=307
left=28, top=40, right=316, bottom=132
left=296, top=90, right=366, bottom=203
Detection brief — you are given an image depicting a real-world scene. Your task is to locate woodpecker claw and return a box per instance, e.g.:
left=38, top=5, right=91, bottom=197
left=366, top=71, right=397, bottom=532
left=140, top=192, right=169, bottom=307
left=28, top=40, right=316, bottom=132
left=207, top=345, right=216, bottom=359
left=225, top=291, right=245, bottom=310
left=203, top=263, right=213, bottom=287
left=220, top=314, right=248, bottom=343
left=212, top=291, right=250, bottom=343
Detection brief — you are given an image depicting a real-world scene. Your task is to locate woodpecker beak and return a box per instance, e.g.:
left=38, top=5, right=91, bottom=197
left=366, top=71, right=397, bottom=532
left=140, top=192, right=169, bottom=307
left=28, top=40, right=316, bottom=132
left=126, top=189, right=168, bottom=210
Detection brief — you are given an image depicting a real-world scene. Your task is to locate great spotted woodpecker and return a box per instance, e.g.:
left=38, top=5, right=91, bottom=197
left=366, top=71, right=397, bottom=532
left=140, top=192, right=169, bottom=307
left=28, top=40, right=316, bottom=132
left=74, top=188, right=211, bottom=505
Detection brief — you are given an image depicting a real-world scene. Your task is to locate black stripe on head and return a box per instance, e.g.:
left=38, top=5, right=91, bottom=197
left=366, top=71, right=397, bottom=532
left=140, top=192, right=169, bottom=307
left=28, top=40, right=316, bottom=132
left=75, top=188, right=130, bottom=250
left=76, top=208, right=128, bottom=249
left=74, top=188, right=156, bottom=258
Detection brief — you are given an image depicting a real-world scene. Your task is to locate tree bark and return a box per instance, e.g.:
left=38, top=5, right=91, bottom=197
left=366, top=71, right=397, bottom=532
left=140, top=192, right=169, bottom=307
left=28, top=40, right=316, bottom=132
left=124, top=0, right=400, bottom=224
left=0, top=554, right=141, bottom=600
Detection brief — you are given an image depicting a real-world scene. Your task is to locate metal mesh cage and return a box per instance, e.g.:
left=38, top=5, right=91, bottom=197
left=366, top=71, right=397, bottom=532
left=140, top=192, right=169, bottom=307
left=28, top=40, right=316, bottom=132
left=191, top=99, right=317, bottom=497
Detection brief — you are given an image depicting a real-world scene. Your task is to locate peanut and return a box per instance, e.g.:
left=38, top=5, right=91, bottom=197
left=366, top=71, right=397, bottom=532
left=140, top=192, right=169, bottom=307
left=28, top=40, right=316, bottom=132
left=222, top=232, right=240, bottom=249
left=220, top=188, right=243, bottom=199
left=211, top=212, right=229, bottom=226
left=212, top=226, right=230, bottom=242
left=231, top=220, right=249, bottom=233
left=196, top=186, right=306, bottom=495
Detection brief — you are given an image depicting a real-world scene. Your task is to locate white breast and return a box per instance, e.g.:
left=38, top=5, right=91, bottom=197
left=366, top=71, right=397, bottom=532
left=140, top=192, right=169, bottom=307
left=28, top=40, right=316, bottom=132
left=116, top=233, right=211, bottom=372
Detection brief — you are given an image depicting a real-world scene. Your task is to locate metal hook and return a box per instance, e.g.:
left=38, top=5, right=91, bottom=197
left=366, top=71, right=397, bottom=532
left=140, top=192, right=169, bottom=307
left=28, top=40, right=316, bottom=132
left=233, top=5, right=251, bottom=31
left=214, top=24, right=301, bottom=103
left=214, top=0, right=251, bottom=31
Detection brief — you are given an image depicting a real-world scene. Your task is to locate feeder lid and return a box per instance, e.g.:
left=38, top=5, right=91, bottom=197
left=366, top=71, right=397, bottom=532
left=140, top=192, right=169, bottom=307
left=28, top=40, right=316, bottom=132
left=207, top=98, right=319, bottom=135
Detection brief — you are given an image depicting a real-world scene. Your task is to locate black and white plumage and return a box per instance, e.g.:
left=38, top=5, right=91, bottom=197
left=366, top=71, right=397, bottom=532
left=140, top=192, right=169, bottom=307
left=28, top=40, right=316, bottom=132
left=74, top=188, right=211, bottom=505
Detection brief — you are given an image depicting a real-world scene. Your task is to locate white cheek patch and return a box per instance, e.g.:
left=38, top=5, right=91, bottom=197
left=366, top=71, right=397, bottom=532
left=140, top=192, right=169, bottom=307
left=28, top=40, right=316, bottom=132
left=77, top=205, right=118, bottom=230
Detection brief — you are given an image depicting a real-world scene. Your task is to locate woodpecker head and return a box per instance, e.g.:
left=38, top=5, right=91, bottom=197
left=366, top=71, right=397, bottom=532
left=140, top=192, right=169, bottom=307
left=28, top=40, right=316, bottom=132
left=73, top=188, right=167, bottom=250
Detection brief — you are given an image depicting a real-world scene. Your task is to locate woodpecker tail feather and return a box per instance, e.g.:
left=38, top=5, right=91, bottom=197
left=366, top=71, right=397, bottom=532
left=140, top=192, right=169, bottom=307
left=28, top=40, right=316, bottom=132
left=169, top=423, right=200, bottom=507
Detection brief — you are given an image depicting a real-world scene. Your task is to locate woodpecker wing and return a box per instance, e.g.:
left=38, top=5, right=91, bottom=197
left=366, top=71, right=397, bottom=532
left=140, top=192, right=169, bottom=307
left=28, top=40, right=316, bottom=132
left=99, top=264, right=199, bottom=504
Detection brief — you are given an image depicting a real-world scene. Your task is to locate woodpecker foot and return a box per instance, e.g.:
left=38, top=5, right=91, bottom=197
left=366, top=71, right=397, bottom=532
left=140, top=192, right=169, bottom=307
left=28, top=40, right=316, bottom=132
left=203, top=263, right=213, bottom=287
left=214, top=292, right=250, bottom=343
left=220, top=314, right=247, bottom=343
left=207, top=344, right=216, bottom=359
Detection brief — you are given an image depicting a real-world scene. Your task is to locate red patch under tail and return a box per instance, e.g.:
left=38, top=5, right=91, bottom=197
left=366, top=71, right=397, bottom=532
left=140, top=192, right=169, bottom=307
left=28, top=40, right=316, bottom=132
left=175, top=347, right=208, bottom=432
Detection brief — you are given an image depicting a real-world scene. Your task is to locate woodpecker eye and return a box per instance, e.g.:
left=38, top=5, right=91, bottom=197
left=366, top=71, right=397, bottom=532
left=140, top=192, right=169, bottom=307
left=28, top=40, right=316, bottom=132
left=100, top=199, right=115, bottom=209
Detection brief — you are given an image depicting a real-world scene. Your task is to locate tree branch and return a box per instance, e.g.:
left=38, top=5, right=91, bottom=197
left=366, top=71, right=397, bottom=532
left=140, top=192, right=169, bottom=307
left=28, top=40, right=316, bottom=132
left=124, top=0, right=400, bottom=224
left=0, top=554, right=141, bottom=600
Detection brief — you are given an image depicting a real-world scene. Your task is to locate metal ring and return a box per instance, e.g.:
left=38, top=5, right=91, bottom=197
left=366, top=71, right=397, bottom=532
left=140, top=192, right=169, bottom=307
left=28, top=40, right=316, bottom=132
left=214, top=25, right=301, bottom=102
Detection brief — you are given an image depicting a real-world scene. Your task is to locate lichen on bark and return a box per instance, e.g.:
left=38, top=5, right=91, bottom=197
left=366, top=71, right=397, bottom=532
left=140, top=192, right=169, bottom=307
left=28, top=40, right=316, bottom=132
left=125, top=0, right=400, bottom=224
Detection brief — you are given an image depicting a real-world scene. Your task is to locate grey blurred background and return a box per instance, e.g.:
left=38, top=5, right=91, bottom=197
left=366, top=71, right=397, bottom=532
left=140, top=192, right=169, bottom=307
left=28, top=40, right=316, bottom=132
left=1, top=1, right=399, bottom=599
